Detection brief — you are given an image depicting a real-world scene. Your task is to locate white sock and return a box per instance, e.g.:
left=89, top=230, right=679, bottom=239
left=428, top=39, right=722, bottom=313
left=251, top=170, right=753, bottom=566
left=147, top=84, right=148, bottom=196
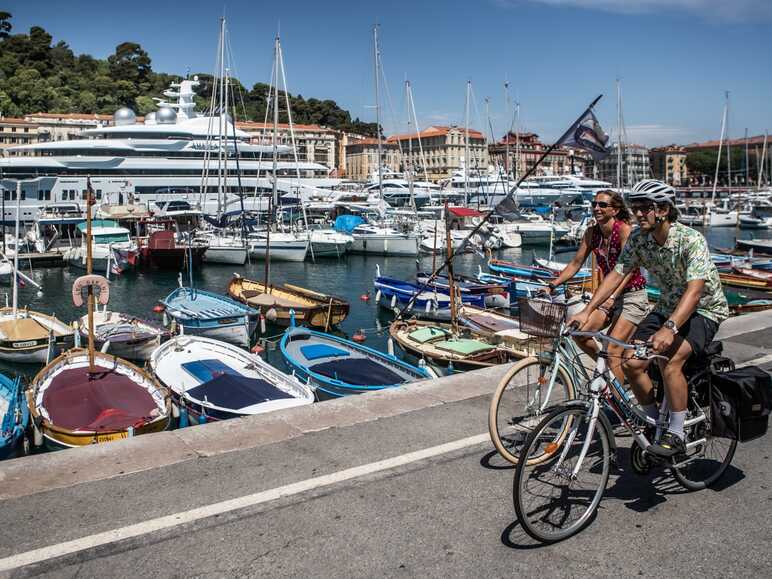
left=641, top=403, right=659, bottom=421
left=668, top=410, right=687, bottom=440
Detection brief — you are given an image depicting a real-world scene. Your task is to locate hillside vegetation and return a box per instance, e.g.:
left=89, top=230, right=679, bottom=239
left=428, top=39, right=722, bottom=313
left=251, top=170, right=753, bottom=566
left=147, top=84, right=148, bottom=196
left=0, top=13, right=377, bottom=136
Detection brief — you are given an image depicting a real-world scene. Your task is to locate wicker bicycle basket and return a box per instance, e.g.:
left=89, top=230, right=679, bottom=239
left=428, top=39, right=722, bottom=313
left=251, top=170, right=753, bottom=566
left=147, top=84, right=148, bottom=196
left=517, top=297, right=567, bottom=339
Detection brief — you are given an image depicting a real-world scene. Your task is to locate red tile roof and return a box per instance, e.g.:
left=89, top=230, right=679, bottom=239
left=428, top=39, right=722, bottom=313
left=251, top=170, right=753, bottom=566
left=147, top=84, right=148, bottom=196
left=387, top=125, right=485, bottom=142
left=0, top=117, right=39, bottom=126
left=26, top=112, right=113, bottom=121
left=236, top=121, right=332, bottom=132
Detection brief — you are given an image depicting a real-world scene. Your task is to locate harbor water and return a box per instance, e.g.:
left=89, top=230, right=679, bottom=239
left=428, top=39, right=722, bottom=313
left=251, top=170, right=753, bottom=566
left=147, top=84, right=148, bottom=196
left=1, top=225, right=769, bottom=382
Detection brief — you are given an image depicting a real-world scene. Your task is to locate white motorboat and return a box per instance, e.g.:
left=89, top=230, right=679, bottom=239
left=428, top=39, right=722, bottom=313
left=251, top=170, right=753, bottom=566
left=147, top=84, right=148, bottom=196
left=199, top=233, right=248, bottom=265
left=247, top=231, right=309, bottom=262
left=150, top=335, right=314, bottom=422
left=308, top=229, right=353, bottom=257
left=62, top=220, right=138, bottom=273
left=350, top=223, right=420, bottom=256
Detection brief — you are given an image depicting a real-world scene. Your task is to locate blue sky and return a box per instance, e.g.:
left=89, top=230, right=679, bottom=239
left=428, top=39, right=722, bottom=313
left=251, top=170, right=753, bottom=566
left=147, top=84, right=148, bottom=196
left=6, top=0, right=771, bottom=146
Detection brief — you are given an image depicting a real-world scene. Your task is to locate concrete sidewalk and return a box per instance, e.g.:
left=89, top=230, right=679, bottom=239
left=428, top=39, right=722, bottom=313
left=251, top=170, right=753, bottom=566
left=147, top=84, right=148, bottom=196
left=1, top=310, right=770, bottom=577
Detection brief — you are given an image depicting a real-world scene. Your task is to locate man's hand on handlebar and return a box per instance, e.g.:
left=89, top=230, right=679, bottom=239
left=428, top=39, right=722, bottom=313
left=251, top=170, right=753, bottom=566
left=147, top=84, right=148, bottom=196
left=650, top=327, right=675, bottom=354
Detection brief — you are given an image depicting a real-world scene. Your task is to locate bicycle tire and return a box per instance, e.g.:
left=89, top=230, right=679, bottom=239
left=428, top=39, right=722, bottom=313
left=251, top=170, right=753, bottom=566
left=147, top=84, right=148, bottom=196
left=671, top=395, right=737, bottom=491
left=513, top=405, right=611, bottom=544
left=488, top=356, right=575, bottom=465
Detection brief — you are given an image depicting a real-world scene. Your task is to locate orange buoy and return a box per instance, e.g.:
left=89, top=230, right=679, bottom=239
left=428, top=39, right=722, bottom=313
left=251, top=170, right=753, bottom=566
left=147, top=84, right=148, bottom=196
left=352, top=330, right=367, bottom=342
left=251, top=344, right=265, bottom=355
left=360, top=293, right=370, bottom=301
left=152, top=304, right=165, bottom=313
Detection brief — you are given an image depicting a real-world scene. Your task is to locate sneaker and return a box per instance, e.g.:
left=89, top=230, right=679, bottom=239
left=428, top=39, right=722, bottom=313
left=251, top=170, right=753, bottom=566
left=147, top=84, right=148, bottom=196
left=647, top=431, right=686, bottom=458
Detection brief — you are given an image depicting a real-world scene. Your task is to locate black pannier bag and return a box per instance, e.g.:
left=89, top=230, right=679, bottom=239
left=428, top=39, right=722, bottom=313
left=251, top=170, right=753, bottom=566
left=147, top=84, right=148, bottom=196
left=710, top=366, right=772, bottom=442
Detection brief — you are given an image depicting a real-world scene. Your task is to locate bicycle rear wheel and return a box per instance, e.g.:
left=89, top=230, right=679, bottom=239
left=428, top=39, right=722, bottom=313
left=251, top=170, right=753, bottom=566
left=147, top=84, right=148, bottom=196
left=489, top=356, right=574, bottom=465
left=513, top=405, right=611, bottom=543
left=671, top=396, right=737, bottom=491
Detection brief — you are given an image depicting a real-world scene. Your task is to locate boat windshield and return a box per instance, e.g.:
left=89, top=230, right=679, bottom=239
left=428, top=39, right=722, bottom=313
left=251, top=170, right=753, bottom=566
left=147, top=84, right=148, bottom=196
left=94, top=233, right=130, bottom=244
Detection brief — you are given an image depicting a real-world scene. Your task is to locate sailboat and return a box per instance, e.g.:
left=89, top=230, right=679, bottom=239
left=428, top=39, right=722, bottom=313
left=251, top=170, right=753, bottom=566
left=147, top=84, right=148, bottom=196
left=350, top=26, right=420, bottom=257
left=0, top=180, right=73, bottom=364
left=27, top=181, right=172, bottom=450
left=705, top=92, right=739, bottom=227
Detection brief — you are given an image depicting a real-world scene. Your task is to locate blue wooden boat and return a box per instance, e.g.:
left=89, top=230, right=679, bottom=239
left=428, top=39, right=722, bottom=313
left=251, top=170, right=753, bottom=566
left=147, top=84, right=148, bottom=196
left=280, top=321, right=432, bottom=398
left=374, top=266, right=485, bottom=321
left=487, top=258, right=554, bottom=280
left=161, top=286, right=258, bottom=348
left=476, top=267, right=560, bottom=301
left=415, top=271, right=509, bottom=308
left=1, top=373, right=29, bottom=459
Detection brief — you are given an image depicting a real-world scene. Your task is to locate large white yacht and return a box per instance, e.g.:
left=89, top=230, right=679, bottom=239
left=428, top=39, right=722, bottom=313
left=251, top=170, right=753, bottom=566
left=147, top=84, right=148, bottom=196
left=0, top=78, right=340, bottom=222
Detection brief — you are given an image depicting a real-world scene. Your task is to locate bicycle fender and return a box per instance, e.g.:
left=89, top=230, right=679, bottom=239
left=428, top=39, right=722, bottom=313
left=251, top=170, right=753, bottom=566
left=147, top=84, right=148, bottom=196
left=555, top=401, right=620, bottom=469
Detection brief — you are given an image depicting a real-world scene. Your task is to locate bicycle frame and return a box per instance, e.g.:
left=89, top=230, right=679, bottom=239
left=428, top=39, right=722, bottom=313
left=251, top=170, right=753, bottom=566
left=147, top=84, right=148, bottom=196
left=553, top=331, right=711, bottom=478
left=530, top=325, right=590, bottom=415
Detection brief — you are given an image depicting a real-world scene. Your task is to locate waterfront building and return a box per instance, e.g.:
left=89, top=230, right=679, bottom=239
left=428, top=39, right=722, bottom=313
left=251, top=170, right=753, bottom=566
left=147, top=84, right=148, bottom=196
left=488, top=132, right=590, bottom=178
left=23, top=112, right=114, bottom=142
left=344, top=138, right=400, bottom=181
left=0, top=118, right=43, bottom=155
left=685, top=135, right=771, bottom=187
left=237, top=121, right=337, bottom=170
left=385, top=126, right=489, bottom=181
left=650, top=145, right=688, bottom=186
left=592, top=143, right=650, bottom=188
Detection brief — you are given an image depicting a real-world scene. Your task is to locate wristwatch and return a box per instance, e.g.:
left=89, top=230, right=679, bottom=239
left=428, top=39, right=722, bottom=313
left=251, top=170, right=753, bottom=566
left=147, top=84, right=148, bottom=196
left=663, top=320, right=678, bottom=335
left=547, top=282, right=556, bottom=291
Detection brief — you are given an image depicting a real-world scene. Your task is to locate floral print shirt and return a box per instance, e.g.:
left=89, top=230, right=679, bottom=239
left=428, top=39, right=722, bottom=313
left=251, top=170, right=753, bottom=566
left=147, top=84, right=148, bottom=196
left=614, top=221, right=729, bottom=323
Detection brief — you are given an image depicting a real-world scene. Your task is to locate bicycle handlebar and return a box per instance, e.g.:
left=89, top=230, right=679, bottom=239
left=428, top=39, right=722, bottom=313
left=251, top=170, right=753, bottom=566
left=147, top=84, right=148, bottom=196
left=566, top=329, right=670, bottom=361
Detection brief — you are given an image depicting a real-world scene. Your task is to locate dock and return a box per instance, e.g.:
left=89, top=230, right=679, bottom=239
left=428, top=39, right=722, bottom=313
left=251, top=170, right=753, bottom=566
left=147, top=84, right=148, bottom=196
left=12, top=252, right=64, bottom=268
left=0, top=311, right=770, bottom=575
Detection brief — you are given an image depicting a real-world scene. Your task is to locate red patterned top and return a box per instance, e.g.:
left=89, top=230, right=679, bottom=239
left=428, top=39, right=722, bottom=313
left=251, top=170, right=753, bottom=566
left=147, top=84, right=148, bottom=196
left=590, top=220, right=646, bottom=292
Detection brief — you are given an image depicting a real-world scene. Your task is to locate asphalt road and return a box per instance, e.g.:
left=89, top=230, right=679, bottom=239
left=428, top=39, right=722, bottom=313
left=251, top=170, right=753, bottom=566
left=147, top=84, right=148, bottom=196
left=1, top=320, right=771, bottom=578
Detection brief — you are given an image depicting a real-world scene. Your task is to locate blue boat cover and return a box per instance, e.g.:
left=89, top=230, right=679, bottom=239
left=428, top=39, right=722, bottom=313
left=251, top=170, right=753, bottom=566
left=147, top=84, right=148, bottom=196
left=187, top=374, right=292, bottom=409
left=182, top=359, right=240, bottom=382
left=300, top=344, right=350, bottom=361
left=334, top=215, right=364, bottom=233
left=310, top=358, right=405, bottom=386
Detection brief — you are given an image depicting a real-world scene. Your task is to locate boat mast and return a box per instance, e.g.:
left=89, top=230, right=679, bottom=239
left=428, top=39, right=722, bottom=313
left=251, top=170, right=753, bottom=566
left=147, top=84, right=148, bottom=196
left=405, top=80, right=415, bottom=212
left=759, top=131, right=768, bottom=191
left=514, top=100, right=520, bottom=183
left=373, top=25, right=384, bottom=207
left=726, top=93, right=732, bottom=198
left=616, top=78, right=623, bottom=191
left=86, top=178, right=95, bottom=372
left=216, top=17, right=226, bottom=219
left=744, top=127, right=749, bottom=188
left=464, top=80, right=471, bottom=206
left=265, top=34, right=281, bottom=290
left=444, top=203, right=458, bottom=334
left=11, top=181, right=20, bottom=317
left=504, top=81, right=511, bottom=192
left=711, top=92, right=728, bottom=208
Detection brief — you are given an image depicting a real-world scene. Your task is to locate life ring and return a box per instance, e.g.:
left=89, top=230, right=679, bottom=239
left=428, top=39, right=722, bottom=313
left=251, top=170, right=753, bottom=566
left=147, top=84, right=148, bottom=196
left=72, top=275, right=110, bottom=307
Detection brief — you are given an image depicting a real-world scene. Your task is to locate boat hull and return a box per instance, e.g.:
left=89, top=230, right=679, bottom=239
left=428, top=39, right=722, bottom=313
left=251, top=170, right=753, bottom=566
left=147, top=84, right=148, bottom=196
left=203, top=246, right=248, bottom=265
left=350, top=235, right=419, bottom=256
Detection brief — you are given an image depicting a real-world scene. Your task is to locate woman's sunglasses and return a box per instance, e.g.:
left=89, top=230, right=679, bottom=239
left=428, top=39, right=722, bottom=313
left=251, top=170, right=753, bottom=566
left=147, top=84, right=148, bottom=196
left=591, top=201, right=612, bottom=208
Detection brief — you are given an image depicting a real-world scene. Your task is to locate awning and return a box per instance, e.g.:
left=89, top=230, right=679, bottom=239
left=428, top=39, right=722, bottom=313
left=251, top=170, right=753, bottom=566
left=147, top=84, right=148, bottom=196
left=448, top=207, right=483, bottom=218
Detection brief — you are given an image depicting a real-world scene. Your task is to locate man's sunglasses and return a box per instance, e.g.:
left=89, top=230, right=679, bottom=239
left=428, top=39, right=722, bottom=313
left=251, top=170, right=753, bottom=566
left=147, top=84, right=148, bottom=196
left=630, top=203, right=656, bottom=214
left=591, top=201, right=612, bottom=208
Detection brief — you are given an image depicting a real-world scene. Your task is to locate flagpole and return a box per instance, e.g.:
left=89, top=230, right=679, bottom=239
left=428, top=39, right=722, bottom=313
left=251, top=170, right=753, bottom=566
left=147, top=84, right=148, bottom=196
left=393, top=95, right=604, bottom=322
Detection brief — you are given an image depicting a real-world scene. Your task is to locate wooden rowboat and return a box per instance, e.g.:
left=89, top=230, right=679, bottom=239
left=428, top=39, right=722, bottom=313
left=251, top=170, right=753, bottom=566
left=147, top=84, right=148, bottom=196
left=228, top=275, right=349, bottom=329
left=389, top=319, right=512, bottom=372
left=719, top=272, right=772, bottom=290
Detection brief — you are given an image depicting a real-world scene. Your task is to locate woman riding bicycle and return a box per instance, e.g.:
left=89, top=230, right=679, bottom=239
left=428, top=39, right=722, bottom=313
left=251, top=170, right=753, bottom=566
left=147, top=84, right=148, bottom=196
left=546, top=189, right=649, bottom=387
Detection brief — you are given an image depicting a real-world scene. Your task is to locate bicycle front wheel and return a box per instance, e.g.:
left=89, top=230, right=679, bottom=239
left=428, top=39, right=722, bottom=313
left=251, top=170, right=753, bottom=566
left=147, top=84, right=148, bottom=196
left=513, top=405, right=611, bottom=544
left=489, top=356, right=575, bottom=465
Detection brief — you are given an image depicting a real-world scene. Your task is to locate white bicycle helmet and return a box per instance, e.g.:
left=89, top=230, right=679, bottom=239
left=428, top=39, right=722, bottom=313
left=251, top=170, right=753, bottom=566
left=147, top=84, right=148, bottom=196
left=629, top=179, right=676, bottom=205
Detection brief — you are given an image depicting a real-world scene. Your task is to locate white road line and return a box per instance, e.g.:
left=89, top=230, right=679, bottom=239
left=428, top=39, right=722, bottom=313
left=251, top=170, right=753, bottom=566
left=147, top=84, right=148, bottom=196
left=0, top=433, right=490, bottom=572
left=737, top=353, right=772, bottom=368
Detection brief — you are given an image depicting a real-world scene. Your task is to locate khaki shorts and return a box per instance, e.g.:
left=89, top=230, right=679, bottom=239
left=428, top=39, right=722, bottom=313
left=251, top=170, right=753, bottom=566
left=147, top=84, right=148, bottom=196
left=603, top=288, right=650, bottom=326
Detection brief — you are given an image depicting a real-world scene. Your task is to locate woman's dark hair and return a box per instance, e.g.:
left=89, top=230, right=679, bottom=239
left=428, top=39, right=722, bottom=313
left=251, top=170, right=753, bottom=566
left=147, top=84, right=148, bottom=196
left=595, top=189, right=631, bottom=224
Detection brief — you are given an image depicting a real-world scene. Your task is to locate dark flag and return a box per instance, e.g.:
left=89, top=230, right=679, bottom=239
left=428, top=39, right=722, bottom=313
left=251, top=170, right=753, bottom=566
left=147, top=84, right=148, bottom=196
left=557, top=108, right=611, bottom=161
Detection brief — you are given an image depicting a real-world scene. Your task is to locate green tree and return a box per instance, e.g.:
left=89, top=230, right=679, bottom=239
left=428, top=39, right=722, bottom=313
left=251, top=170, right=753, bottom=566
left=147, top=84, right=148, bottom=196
left=108, top=42, right=151, bottom=84
left=135, top=95, right=156, bottom=116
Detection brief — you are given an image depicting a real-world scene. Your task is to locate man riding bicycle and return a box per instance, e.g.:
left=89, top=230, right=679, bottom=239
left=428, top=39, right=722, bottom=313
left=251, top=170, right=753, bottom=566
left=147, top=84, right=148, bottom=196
left=568, top=179, right=729, bottom=458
